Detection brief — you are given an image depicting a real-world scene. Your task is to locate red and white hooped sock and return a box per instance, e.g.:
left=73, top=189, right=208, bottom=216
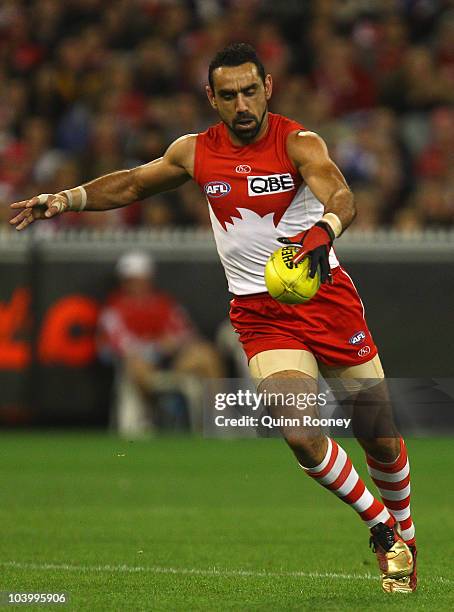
left=303, top=438, right=394, bottom=529
left=366, top=437, right=415, bottom=545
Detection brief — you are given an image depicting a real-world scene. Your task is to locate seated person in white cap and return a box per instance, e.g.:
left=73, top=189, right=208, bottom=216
left=98, top=251, right=224, bottom=434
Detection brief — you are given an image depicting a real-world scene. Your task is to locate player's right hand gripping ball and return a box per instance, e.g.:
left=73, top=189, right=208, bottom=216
left=264, top=246, right=320, bottom=304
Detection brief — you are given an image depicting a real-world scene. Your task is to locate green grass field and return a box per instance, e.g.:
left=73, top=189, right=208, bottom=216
left=0, top=433, right=453, bottom=611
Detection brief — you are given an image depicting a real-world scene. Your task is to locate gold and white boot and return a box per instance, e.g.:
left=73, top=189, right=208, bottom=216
left=370, top=522, right=415, bottom=593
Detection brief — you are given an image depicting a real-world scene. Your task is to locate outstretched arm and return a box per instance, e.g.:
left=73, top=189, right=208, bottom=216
left=10, top=134, right=196, bottom=230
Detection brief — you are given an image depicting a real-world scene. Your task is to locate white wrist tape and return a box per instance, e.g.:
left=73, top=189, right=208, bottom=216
left=62, top=186, right=87, bottom=212
left=37, top=193, right=52, bottom=205
left=321, top=213, right=343, bottom=238
left=37, top=193, right=67, bottom=214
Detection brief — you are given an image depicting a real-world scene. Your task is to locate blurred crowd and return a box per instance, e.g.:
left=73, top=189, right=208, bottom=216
left=0, top=0, right=453, bottom=232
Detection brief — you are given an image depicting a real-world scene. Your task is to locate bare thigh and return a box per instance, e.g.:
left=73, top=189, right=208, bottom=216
left=250, top=350, right=327, bottom=467
left=321, top=354, right=400, bottom=460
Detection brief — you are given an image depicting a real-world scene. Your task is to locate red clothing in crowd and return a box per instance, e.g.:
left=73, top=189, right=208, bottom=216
left=98, top=288, right=194, bottom=358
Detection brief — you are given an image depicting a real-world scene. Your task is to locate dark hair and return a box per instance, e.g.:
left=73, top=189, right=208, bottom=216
left=208, top=42, right=266, bottom=91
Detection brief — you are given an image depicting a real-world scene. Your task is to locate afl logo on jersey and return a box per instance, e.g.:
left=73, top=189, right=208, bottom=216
left=204, top=181, right=231, bottom=198
left=349, top=330, right=366, bottom=345
left=235, top=164, right=251, bottom=174
left=247, top=173, right=295, bottom=197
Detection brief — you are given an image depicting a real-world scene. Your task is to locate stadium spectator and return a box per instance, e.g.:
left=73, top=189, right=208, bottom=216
left=348, top=186, right=384, bottom=231
left=393, top=206, right=424, bottom=233
left=311, top=37, right=377, bottom=117
left=97, top=251, right=224, bottom=435
left=436, top=13, right=454, bottom=76
left=141, top=196, right=176, bottom=228
left=416, top=107, right=454, bottom=180
left=381, top=45, right=453, bottom=112
left=412, top=178, right=454, bottom=228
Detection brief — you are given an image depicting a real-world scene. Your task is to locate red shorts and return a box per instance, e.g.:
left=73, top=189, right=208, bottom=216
left=229, top=266, right=378, bottom=367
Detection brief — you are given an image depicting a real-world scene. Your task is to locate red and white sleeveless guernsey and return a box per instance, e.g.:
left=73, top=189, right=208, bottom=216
left=194, top=113, right=339, bottom=296
left=195, top=113, right=378, bottom=366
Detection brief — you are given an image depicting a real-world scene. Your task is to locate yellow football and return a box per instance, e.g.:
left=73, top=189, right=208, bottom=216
left=264, top=246, right=320, bottom=304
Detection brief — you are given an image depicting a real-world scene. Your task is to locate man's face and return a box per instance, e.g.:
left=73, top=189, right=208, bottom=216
left=206, top=63, right=272, bottom=144
left=121, top=276, right=152, bottom=296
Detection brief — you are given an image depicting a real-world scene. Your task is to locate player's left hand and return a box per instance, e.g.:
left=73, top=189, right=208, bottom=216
left=278, top=222, right=335, bottom=284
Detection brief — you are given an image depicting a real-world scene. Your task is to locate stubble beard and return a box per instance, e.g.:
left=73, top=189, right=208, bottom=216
left=225, top=107, right=267, bottom=144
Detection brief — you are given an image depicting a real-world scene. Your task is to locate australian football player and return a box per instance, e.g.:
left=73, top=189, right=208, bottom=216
left=10, top=43, right=416, bottom=593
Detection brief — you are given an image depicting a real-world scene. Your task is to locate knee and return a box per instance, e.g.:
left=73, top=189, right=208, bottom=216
left=286, top=433, right=327, bottom=468
left=359, top=436, right=401, bottom=462
left=258, top=371, right=325, bottom=466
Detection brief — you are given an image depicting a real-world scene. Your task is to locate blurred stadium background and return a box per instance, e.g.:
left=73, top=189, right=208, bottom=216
left=1, top=0, right=453, bottom=232
left=0, top=0, right=453, bottom=427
